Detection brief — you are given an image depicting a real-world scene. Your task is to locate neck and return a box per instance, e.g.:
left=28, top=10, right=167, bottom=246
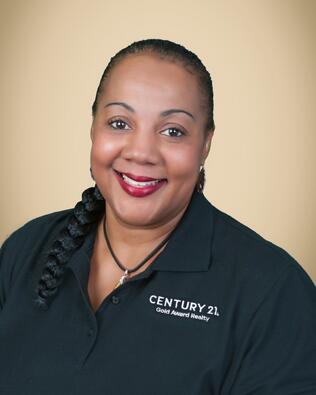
left=95, top=199, right=190, bottom=268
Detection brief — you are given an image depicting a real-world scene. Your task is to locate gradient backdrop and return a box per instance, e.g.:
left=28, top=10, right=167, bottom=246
left=0, top=0, right=315, bottom=281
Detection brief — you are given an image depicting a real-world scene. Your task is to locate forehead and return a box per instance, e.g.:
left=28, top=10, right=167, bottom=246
left=101, top=53, right=204, bottom=115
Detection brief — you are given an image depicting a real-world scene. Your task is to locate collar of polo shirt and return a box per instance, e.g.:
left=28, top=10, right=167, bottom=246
left=67, top=189, right=214, bottom=277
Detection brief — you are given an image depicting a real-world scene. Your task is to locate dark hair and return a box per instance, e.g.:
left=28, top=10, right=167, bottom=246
left=92, top=38, right=215, bottom=133
left=33, top=38, right=214, bottom=311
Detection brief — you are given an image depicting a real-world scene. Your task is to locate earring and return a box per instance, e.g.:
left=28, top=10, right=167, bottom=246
left=89, top=166, right=95, bottom=181
left=196, top=164, right=205, bottom=193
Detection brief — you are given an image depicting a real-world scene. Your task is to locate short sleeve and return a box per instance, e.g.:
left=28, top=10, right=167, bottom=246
left=229, top=262, right=316, bottom=394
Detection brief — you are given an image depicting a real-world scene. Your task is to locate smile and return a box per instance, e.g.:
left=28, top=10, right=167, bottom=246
left=122, top=173, right=160, bottom=187
left=114, top=170, right=167, bottom=197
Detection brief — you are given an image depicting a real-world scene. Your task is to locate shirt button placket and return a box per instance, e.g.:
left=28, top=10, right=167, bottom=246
left=88, top=328, right=94, bottom=337
left=111, top=295, right=120, bottom=305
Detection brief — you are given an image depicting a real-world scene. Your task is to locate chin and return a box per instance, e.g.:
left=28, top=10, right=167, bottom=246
left=106, top=197, right=156, bottom=225
left=117, top=210, right=159, bottom=228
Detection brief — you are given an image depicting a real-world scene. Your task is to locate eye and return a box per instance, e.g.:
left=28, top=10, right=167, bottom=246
left=108, top=118, right=130, bottom=130
left=161, top=127, right=185, bottom=138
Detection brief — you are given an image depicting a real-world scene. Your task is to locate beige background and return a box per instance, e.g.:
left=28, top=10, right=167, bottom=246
left=0, top=0, right=315, bottom=282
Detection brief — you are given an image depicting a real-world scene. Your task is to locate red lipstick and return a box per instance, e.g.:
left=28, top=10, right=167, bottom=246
left=114, top=170, right=167, bottom=198
left=122, top=172, right=160, bottom=182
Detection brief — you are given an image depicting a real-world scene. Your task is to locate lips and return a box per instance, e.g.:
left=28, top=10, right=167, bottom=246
left=115, top=170, right=164, bottom=182
left=114, top=170, right=167, bottom=198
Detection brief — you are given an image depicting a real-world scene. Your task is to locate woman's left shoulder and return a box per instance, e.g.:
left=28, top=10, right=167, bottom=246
left=209, top=203, right=315, bottom=301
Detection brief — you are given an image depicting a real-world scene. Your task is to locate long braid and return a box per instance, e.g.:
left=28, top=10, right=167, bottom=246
left=33, top=185, right=104, bottom=311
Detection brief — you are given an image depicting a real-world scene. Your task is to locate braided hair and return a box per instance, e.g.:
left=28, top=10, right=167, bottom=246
left=34, top=186, right=104, bottom=310
left=33, top=38, right=215, bottom=311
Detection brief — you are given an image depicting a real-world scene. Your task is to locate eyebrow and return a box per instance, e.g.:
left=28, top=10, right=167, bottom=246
left=104, top=102, right=195, bottom=121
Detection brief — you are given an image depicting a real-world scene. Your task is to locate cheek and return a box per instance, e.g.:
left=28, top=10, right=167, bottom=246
left=90, top=134, right=121, bottom=166
left=165, top=146, right=200, bottom=180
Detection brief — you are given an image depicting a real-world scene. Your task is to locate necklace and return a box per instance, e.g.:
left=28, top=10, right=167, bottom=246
left=102, top=215, right=174, bottom=290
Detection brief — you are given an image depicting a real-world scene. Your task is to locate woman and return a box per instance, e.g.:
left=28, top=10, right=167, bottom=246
left=0, top=39, right=315, bottom=394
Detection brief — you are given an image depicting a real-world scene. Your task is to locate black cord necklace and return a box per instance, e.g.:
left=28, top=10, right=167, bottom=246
left=102, top=214, right=175, bottom=290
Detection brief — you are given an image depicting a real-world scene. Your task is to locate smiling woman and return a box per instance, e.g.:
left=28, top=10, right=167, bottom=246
left=0, top=39, right=315, bottom=395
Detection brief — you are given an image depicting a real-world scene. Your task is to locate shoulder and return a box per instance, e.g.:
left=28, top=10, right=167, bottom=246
left=0, top=208, right=73, bottom=307
left=209, top=203, right=315, bottom=311
left=1, top=208, right=73, bottom=252
left=212, top=204, right=294, bottom=264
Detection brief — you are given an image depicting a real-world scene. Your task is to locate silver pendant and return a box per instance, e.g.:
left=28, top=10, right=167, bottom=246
left=114, top=269, right=129, bottom=290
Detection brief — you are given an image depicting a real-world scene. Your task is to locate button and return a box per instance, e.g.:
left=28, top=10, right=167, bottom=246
left=111, top=295, right=120, bottom=304
left=88, top=329, right=94, bottom=337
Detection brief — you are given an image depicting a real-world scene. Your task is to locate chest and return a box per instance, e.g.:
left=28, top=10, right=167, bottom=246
left=86, top=253, right=155, bottom=313
left=0, top=264, right=242, bottom=394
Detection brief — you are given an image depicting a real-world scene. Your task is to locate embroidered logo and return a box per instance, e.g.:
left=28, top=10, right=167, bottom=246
left=149, top=294, right=220, bottom=323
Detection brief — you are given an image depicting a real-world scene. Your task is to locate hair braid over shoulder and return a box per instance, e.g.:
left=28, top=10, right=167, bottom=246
left=33, top=185, right=104, bottom=311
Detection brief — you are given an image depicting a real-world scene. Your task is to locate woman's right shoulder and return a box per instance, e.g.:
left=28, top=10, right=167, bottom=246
left=0, top=208, right=74, bottom=279
left=0, top=208, right=75, bottom=308
left=1, top=208, right=73, bottom=250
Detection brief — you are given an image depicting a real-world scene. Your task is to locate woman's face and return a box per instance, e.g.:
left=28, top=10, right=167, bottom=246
left=90, top=53, right=213, bottom=228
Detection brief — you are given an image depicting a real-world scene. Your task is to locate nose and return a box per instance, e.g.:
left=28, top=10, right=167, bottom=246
left=121, top=128, right=160, bottom=165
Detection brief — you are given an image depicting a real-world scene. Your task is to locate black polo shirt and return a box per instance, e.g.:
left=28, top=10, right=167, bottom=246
left=0, top=190, right=315, bottom=394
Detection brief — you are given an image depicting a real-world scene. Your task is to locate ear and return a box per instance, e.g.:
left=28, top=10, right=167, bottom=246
left=201, top=129, right=214, bottom=163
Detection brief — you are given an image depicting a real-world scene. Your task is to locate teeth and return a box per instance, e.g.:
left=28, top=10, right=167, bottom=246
left=122, top=173, right=160, bottom=188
